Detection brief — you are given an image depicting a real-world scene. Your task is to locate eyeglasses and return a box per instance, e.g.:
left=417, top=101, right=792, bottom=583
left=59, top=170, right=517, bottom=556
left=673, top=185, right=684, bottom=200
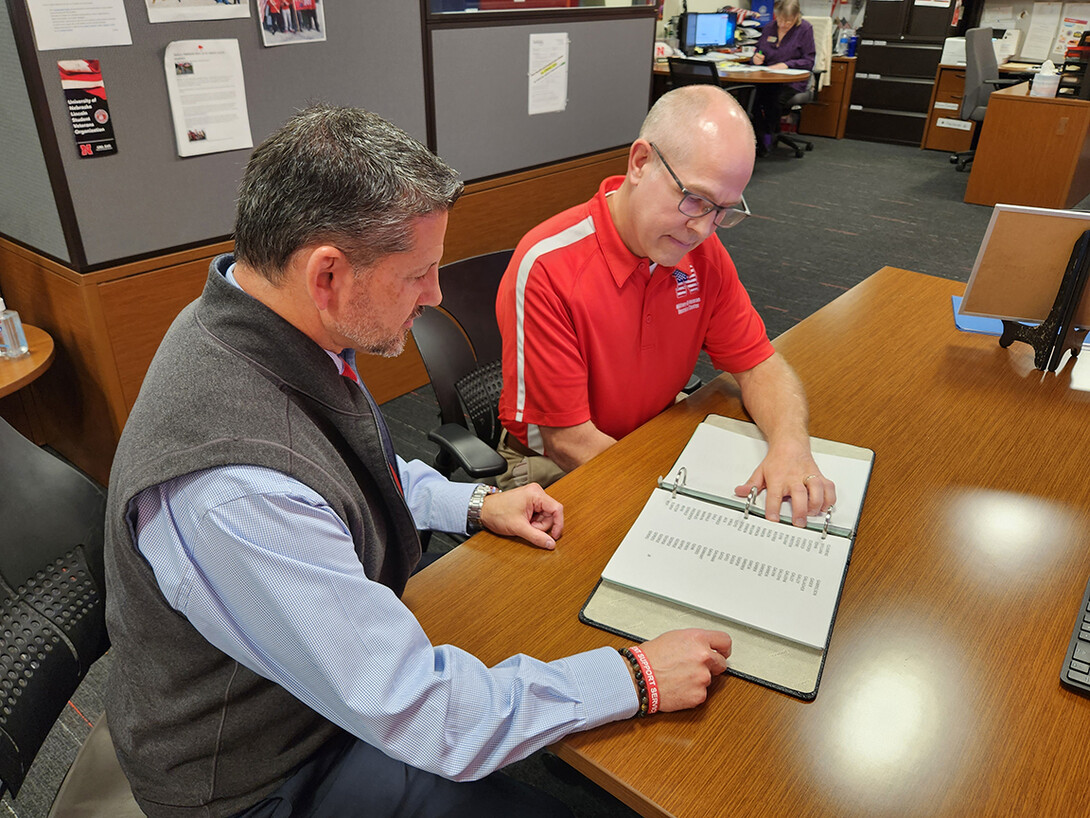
left=649, top=142, right=750, bottom=229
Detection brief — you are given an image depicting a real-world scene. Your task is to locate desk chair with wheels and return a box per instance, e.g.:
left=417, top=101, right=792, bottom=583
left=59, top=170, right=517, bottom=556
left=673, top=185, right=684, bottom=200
left=774, top=70, right=820, bottom=158
left=951, top=27, right=1023, bottom=171
left=0, top=418, right=141, bottom=817
left=411, top=250, right=512, bottom=480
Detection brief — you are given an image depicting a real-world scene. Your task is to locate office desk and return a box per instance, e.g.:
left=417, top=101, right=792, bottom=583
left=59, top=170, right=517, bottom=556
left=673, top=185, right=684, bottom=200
left=965, top=81, right=1090, bottom=208
left=653, top=62, right=805, bottom=84
left=0, top=325, right=55, bottom=399
left=405, top=266, right=1090, bottom=817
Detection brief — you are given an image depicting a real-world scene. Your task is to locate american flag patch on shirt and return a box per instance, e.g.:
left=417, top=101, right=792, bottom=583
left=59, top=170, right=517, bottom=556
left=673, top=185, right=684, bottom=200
left=672, top=268, right=688, bottom=283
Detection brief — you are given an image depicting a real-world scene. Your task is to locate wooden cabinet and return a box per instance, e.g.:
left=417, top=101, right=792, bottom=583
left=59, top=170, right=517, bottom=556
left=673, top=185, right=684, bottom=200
left=845, top=0, right=982, bottom=144
left=964, top=82, right=1090, bottom=208
left=799, top=56, right=856, bottom=138
left=921, top=64, right=976, bottom=151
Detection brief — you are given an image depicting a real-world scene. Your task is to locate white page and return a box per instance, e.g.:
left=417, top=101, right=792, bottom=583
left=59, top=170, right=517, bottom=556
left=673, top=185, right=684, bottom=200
left=26, top=0, right=132, bottom=51
left=164, top=40, right=253, bottom=158
left=666, top=419, right=872, bottom=531
left=528, top=33, right=569, bottom=115
left=1022, top=2, right=1063, bottom=62
left=601, top=491, right=850, bottom=649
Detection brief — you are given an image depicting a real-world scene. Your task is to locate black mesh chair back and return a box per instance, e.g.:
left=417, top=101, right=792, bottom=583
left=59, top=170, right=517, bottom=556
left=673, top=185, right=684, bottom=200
left=0, top=419, right=107, bottom=799
left=666, top=57, right=755, bottom=118
left=411, top=250, right=513, bottom=478
left=0, top=420, right=141, bottom=816
left=667, top=56, right=720, bottom=86
left=455, top=358, right=505, bottom=450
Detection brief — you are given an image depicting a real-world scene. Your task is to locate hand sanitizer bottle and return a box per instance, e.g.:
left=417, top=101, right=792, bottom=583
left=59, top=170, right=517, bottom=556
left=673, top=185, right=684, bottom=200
left=0, top=297, right=30, bottom=359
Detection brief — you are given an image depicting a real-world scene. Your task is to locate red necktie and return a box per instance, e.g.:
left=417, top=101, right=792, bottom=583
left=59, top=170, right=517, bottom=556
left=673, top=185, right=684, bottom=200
left=340, top=361, right=403, bottom=494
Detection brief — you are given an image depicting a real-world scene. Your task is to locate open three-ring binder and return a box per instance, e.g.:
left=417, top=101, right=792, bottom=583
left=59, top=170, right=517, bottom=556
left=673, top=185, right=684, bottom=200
left=579, top=415, right=875, bottom=700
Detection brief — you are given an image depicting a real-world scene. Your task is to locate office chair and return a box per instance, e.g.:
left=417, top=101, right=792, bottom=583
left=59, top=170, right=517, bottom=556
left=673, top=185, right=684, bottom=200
left=0, top=418, right=141, bottom=817
left=774, top=70, right=820, bottom=158
left=411, top=250, right=512, bottom=480
left=667, top=56, right=757, bottom=118
left=767, top=15, right=829, bottom=159
left=951, top=27, right=1022, bottom=171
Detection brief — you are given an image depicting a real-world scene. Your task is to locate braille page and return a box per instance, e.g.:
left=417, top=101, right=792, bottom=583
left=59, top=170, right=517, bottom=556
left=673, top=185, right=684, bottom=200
left=599, top=490, right=850, bottom=649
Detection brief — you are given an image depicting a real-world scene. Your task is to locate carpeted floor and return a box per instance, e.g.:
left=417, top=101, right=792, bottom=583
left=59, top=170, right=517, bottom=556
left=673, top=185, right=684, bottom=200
left=6, top=135, right=1080, bottom=818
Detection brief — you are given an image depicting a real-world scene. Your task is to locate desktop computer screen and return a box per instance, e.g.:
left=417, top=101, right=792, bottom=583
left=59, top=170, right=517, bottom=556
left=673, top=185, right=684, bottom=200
left=679, top=12, right=737, bottom=54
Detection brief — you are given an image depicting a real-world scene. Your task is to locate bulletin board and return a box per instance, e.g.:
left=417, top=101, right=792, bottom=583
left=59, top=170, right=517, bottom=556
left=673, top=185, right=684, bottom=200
left=24, top=0, right=429, bottom=268
left=431, top=15, right=654, bottom=182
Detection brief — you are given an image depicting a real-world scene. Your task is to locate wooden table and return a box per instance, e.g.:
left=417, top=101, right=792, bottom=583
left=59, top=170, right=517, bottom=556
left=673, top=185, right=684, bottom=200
left=653, top=62, right=807, bottom=84
left=0, top=324, right=55, bottom=398
left=405, top=266, right=1090, bottom=817
left=965, top=81, right=1090, bottom=208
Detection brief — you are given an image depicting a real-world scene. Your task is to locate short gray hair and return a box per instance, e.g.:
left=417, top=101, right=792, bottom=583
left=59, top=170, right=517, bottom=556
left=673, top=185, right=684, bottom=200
left=234, top=104, right=463, bottom=282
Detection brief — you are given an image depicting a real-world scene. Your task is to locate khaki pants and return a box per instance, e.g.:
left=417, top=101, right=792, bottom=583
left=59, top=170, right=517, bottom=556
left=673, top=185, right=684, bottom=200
left=496, top=431, right=567, bottom=490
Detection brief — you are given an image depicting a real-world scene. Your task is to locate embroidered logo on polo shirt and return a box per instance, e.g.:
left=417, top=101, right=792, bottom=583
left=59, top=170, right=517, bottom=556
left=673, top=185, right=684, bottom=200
left=674, top=265, right=701, bottom=315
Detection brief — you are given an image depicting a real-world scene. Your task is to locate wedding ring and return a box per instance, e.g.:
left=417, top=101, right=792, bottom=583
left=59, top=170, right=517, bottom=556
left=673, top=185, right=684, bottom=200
left=803, top=474, right=817, bottom=485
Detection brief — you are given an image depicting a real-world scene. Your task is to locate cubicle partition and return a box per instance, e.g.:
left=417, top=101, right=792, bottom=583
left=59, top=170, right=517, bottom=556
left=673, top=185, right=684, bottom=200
left=0, top=0, right=653, bottom=483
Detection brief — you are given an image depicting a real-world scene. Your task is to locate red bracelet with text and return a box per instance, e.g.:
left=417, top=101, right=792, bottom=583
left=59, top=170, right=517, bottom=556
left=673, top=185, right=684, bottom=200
left=628, top=645, right=660, bottom=715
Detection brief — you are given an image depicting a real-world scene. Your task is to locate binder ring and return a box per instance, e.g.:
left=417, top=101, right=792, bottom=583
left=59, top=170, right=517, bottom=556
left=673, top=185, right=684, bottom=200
left=671, top=466, right=687, bottom=500
left=744, top=486, right=759, bottom=519
left=821, top=505, right=835, bottom=540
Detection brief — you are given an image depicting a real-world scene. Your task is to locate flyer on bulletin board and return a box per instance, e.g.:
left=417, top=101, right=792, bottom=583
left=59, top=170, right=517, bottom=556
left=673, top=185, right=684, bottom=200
left=57, top=59, right=117, bottom=158
left=26, top=0, right=132, bottom=50
left=164, top=40, right=253, bottom=158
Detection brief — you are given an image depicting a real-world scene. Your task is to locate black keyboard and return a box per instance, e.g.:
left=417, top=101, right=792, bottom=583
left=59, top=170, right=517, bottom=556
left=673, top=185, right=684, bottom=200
left=1061, top=576, right=1090, bottom=693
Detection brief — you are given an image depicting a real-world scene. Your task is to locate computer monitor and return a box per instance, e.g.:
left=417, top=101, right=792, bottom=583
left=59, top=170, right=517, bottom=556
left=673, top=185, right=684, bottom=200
left=679, top=11, right=737, bottom=55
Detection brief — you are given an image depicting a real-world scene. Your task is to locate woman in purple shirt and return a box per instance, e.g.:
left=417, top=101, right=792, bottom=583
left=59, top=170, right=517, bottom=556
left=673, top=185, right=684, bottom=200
left=751, top=0, right=815, bottom=154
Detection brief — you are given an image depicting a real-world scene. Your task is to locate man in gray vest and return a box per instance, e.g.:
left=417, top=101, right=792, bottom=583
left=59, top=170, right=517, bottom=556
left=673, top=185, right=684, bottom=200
left=105, top=104, right=733, bottom=818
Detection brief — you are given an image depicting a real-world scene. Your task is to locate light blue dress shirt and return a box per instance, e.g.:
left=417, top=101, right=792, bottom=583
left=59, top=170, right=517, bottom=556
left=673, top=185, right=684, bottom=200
left=127, top=265, right=637, bottom=781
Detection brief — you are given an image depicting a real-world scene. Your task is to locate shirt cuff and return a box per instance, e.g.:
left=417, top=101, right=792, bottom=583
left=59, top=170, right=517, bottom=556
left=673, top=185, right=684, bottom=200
left=558, top=646, right=640, bottom=726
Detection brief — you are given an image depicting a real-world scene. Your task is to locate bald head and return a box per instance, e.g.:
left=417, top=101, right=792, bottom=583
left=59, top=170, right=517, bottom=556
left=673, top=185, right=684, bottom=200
left=639, top=85, right=755, bottom=166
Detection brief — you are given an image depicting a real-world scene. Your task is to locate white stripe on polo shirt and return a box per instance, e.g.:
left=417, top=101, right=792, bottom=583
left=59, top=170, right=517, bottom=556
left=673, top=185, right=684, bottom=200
left=514, top=215, right=596, bottom=423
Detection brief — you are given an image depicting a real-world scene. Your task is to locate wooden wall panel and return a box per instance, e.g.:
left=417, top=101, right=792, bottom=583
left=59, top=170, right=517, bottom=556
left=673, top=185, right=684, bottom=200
left=98, top=260, right=214, bottom=412
left=444, top=148, right=629, bottom=264
left=0, top=240, right=123, bottom=483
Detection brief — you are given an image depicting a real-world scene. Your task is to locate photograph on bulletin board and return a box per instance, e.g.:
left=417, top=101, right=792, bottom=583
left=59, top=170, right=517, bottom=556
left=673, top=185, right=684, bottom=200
left=146, top=0, right=250, bottom=24
left=259, top=0, right=326, bottom=47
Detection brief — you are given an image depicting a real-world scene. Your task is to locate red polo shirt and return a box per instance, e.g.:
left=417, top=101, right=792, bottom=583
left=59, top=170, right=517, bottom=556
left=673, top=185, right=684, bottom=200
left=497, top=176, right=774, bottom=453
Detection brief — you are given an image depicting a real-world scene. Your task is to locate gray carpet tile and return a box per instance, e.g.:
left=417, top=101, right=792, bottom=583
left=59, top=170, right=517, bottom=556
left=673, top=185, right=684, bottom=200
left=7, top=136, right=1068, bottom=818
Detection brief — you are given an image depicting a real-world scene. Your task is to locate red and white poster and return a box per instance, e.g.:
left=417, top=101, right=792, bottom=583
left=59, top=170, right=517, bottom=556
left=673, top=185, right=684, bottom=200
left=57, top=60, right=118, bottom=159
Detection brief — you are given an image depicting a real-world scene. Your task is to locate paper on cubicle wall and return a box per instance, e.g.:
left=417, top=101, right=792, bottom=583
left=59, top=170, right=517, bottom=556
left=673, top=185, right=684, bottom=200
left=1057, top=5, right=1090, bottom=57
left=26, top=0, right=132, bottom=50
left=960, top=205, right=1090, bottom=325
left=528, top=33, right=569, bottom=116
left=1022, top=2, right=1063, bottom=62
left=164, top=40, right=253, bottom=158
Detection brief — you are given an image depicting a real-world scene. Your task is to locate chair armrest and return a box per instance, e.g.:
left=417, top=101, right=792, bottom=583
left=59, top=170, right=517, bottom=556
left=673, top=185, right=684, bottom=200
left=986, top=76, right=1029, bottom=88
left=681, top=374, right=704, bottom=395
left=428, top=423, right=507, bottom=479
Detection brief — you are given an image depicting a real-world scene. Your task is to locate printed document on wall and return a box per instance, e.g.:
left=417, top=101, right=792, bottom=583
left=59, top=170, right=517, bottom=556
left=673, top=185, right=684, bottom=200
left=1055, top=4, right=1090, bottom=59
left=528, top=32, right=569, bottom=116
left=26, top=0, right=132, bottom=51
left=164, top=40, right=253, bottom=158
left=1022, top=2, right=1063, bottom=62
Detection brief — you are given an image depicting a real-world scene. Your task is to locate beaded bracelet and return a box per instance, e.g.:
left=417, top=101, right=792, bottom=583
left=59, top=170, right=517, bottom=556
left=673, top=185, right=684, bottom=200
left=619, top=646, right=660, bottom=716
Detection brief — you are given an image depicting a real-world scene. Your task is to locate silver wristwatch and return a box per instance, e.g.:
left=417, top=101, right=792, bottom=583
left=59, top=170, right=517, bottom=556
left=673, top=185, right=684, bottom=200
left=466, top=484, right=500, bottom=532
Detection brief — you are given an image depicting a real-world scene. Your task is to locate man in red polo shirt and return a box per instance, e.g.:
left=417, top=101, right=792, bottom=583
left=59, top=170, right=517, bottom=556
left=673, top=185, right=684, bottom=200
left=496, top=85, right=834, bottom=526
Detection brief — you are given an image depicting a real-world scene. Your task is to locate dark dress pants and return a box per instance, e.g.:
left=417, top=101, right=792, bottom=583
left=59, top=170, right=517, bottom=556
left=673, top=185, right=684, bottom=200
left=753, top=83, right=798, bottom=146
left=233, top=734, right=573, bottom=818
